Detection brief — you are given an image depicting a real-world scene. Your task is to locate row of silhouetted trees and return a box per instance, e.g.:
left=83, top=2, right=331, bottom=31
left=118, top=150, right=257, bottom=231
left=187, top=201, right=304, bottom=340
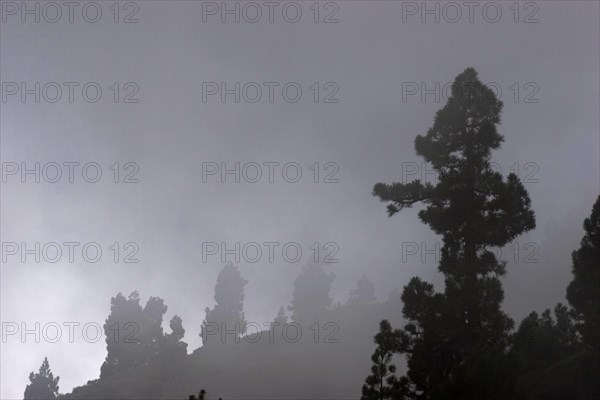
left=23, top=262, right=378, bottom=399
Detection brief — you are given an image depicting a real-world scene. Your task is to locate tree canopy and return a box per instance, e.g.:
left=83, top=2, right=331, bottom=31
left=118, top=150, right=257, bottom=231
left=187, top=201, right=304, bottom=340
left=101, top=291, right=187, bottom=378
left=371, top=67, right=536, bottom=399
left=567, top=194, right=600, bottom=350
left=201, top=262, right=248, bottom=345
left=288, top=263, right=335, bottom=327
left=24, top=357, right=59, bottom=400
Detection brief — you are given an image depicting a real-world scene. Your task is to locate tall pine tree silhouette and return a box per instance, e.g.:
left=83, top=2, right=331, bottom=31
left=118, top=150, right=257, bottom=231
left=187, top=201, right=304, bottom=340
left=566, top=195, right=600, bottom=351
left=372, top=67, right=535, bottom=399
left=566, top=194, right=600, bottom=399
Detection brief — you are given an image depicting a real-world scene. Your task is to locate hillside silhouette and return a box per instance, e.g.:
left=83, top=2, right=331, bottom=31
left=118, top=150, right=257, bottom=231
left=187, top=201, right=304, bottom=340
left=52, top=263, right=404, bottom=399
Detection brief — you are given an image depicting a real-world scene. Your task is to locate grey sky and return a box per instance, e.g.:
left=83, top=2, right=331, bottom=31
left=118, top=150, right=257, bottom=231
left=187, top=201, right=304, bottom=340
left=1, top=1, right=599, bottom=397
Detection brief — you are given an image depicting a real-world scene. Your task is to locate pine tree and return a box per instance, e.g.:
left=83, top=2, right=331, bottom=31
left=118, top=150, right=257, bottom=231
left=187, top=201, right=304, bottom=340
left=274, top=306, right=288, bottom=325
left=165, top=315, right=188, bottom=357
left=288, top=264, right=334, bottom=327
left=23, top=357, right=60, bottom=400
left=566, top=194, right=600, bottom=399
left=101, top=291, right=144, bottom=378
left=350, top=274, right=377, bottom=305
left=512, top=304, right=579, bottom=369
left=566, top=195, right=600, bottom=350
left=372, top=68, right=535, bottom=399
left=140, top=296, right=168, bottom=361
left=362, top=320, right=409, bottom=400
left=189, top=389, right=206, bottom=400
left=101, top=291, right=187, bottom=377
left=509, top=303, right=583, bottom=400
left=202, top=262, right=248, bottom=345
left=188, top=389, right=222, bottom=400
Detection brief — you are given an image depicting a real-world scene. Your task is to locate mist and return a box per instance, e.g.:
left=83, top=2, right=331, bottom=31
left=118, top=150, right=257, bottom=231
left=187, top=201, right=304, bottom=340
left=1, top=1, right=599, bottom=399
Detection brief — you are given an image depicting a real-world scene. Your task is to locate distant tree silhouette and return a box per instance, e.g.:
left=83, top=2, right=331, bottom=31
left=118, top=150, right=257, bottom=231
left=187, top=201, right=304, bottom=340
left=188, top=389, right=222, bottom=400
left=165, top=315, right=188, bottom=357
left=202, top=262, right=248, bottom=345
left=101, top=291, right=187, bottom=378
left=288, top=264, right=334, bottom=327
left=274, top=306, right=288, bottom=325
left=139, top=296, right=168, bottom=361
left=349, top=274, right=377, bottom=305
left=101, top=291, right=144, bottom=377
left=189, top=389, right=206, bottom=400
left=361, top=320, right=408, bottom=400
left=24, top=357, right=59, bottom=399
left=371, top=67, right=536, bottom=399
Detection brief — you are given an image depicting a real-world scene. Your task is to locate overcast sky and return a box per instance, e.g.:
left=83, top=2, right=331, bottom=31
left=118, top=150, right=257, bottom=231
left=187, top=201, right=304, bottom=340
left=1, top=1, right=599, bottom=398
